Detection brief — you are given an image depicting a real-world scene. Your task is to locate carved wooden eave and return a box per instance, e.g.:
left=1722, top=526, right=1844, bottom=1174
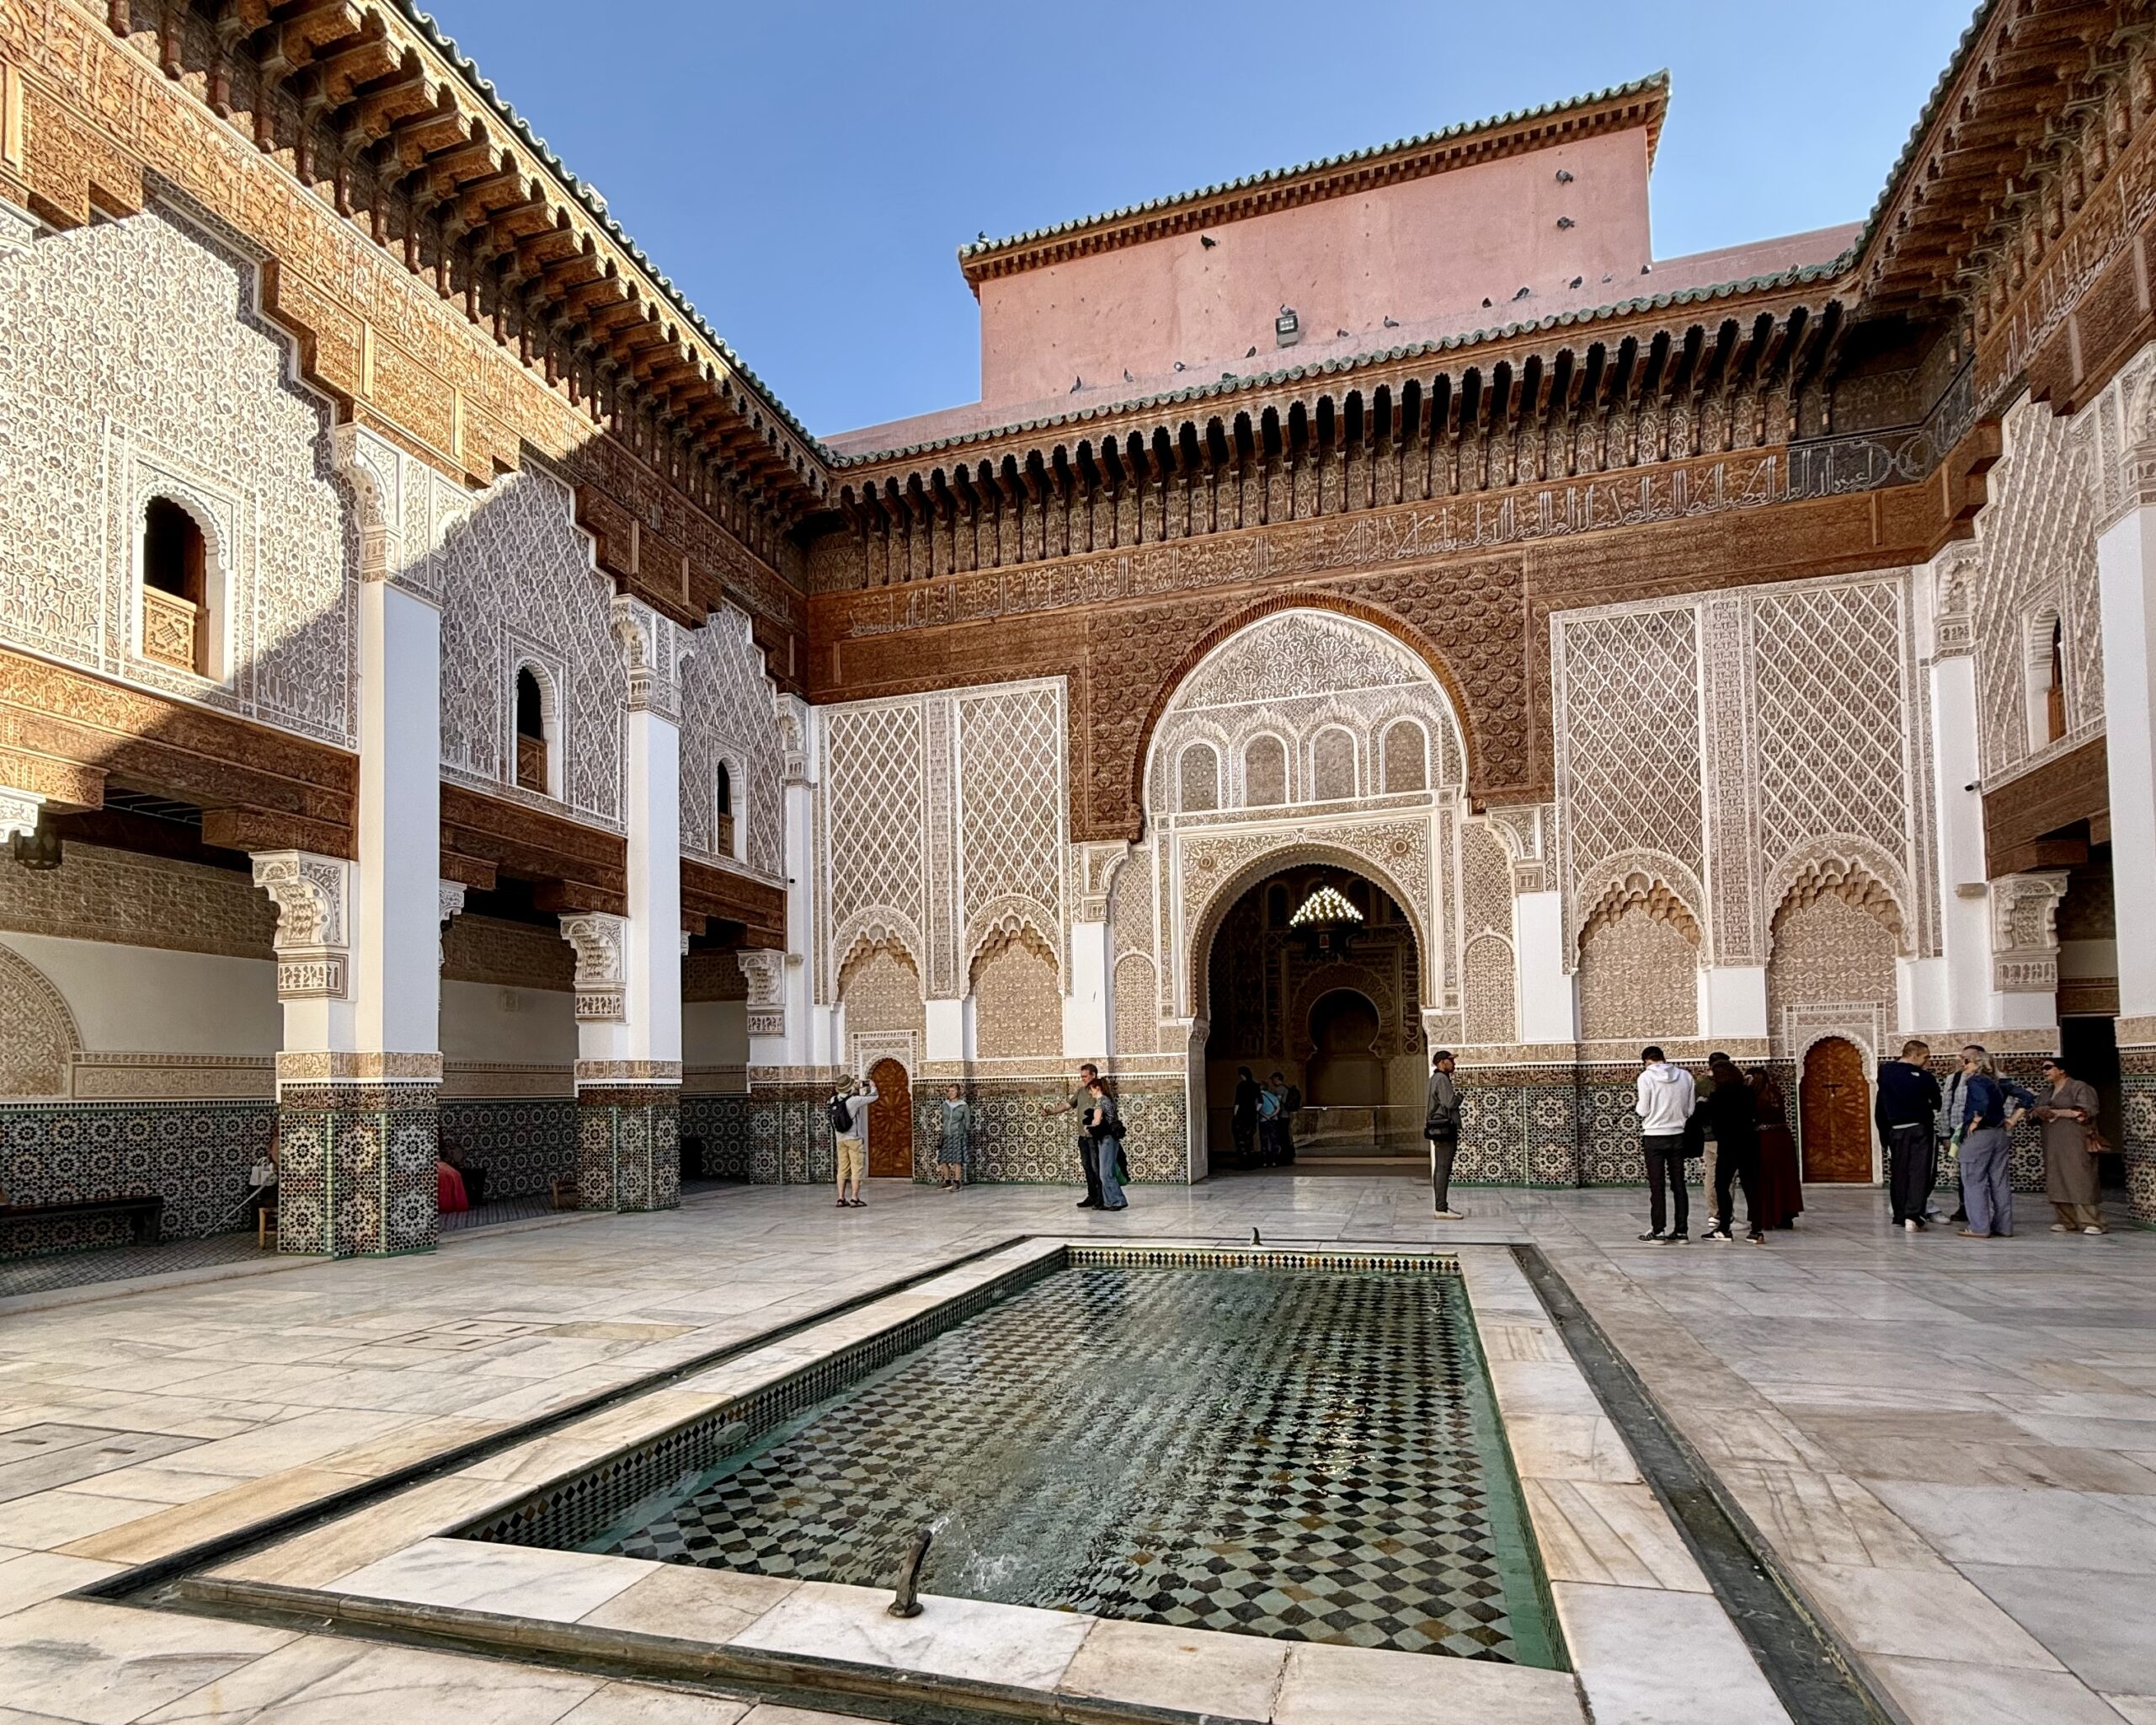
left=815, top=280, right=1888, bottom=588
left=20, top=0, right=834, bottom=645
left=1844, top=0, right=2142, bottom=400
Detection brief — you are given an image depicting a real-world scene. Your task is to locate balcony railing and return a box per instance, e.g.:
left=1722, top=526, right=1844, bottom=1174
left=141, top=587, right=200, bottom=674
left=515, top=733, right=548, bottom=794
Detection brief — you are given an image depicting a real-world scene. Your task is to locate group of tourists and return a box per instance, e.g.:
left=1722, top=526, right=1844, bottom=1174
left=825, top=1061, right=1133, bottom=1211
left=1230, top=1067, right=1300, bottom=1166
left=1625, top=1038, right=2110, bottom=1243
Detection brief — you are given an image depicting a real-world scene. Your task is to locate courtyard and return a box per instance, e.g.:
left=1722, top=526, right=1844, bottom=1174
left=0, top=1175, right=2148, bottom=1724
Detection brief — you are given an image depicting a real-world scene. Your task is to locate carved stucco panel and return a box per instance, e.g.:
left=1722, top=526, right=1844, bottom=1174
left=678, top=604, right=785, bottom=882
left=0, top=199, right=354, bottom=745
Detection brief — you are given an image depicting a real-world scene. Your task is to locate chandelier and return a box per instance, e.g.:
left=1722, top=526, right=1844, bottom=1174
left=1289, top=884, right=1364, bottom=927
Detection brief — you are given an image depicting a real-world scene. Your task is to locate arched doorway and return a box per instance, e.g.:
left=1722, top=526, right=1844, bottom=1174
left=1202, top=865, right=1422, bottom=1170
left=867, top=1057, right=912, bottom=1177
left=1307, top=989, right=1385, bottom=1104
left=1799, top=1037, right=1871, bottom=1182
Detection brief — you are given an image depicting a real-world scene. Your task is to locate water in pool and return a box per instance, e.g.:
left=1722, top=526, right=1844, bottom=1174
left=594, top=1264, right=1558, bottom=1664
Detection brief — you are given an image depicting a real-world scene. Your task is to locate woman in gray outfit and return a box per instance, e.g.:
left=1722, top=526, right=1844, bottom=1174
left=937, top=1083, right=972, bottom=1191
left=1086, top=1077, right=1128, bottom=1210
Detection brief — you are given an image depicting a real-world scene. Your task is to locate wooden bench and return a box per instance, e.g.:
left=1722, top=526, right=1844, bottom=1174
left=256, top=1204, right=279, bottom=1248
left=549, top=1177, right=578, bottom=1211
left=0, top=1194, right=165, bottom=1247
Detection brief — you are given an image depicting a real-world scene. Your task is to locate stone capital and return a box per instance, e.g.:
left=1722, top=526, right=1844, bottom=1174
left=559, top=910, right=628, bottom=1022
left=252, top=850, right=353, bottom=1000
left=0, top=785, right=44, bottom=847
left=611, top=595, right=681, bottom=721
left=1988, top=868, right=2071, bottom=994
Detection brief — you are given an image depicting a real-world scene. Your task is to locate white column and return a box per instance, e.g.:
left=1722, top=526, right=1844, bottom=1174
left=1514, top=889, right=1577, bottom=1044
left=579, top=596, right=681, bottom=1080
left=1063, top=920, right=1110, bottom=1058
left=1696, top=964, right=1768, bottom=1044
left=356, top=579, right=443, bottom=1067
left=1919, top=550, right=1994, bottom=1034
left=924, top=998, right=969, bottom=1063
left=770, top=694, right=838, bottom=1071
left=2100, top=502, right=2156, bottom=1021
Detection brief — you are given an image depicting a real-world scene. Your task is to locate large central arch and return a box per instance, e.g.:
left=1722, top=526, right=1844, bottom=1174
left=1118, top=606, right=1470, bottom=1176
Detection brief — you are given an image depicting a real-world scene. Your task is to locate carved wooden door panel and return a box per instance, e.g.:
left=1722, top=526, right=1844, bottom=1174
left=1800, top=1037, right=1873, bottom=1183
left=867, top=1058, right=913, bottom=1178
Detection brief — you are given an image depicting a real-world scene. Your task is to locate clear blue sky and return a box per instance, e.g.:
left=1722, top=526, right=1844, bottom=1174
left=427, top=1, right=1982, bottom=436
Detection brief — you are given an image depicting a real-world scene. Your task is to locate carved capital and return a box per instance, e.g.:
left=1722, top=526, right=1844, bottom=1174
left=559, top=910, right=628, bottom=1022
left=611, top=595, right=680, bottom=721
left=773, top=692, right=810, bottom=786
left=1989, top=868, right=2071, bottom=994
left=330, top=425, right=443, bottom=603
left=251, top=850, right=352, bottom=999
left=438, top=880, right=467, bottom=926
left=0, top=785, right=45, bottom=846
left=737, top=947, right=787, bottom=1038
left=1075, top=840, right=1129, bottom=922
left=1930, top=543, right=1980, bottom=659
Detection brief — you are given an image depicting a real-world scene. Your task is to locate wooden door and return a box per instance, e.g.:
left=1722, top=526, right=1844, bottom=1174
left=1799, top=1037, right=1872, bottom=1182
left=867, top=1059, right=912, bottom=1178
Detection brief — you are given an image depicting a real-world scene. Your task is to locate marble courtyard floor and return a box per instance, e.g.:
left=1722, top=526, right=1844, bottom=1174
left=0, top=1174, right=2148, bottom=1723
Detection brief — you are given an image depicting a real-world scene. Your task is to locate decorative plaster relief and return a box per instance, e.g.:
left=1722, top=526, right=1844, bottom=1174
left=678, top=606, right=785, bottom=881
left=1989, top=870, right=2072, bottom=994
left=558, top=911, right=628, bottom=1023
left=250, top=851, right=351, bottom=1000
left=0, top=199, right=354, bottom=745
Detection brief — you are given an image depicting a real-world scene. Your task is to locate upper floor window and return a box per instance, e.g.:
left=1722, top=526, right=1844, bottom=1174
left=515, top=666, right=556, bottom=797
left=2024, top=609, right=2068, bottom=752
left=141, top=497, right=210, bottom=676
left=2046, top=617, right=2067, bottom=745
left=717, top=761, right=737, bottom=857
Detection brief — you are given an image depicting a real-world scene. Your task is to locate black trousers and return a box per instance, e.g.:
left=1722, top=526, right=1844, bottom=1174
left=1886, top=1123, right=1935, bottom=1223
left=1429, top=1134, right=1458, bottom=1209
left=1713, top=1138, right=1761, bottom=1235
left=1077, top=1136, right=1104, bottom=1204
left=1643, top=1135, right=1688, bottom=1235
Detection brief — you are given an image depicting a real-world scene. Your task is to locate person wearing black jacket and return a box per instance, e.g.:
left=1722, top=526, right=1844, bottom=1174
left=1876, top=1039, right=1944, bottom=1231
left=1700, top=1054, right=1764, bottom=1242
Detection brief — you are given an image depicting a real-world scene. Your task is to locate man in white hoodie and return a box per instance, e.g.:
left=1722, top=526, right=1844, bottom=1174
left=1635, top=1046, right=1697, bottom=1243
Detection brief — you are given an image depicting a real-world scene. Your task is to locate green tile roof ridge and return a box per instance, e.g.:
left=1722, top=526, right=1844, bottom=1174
left=955, top=71, right=1673, bottom=265
left=833, top=256, right=1851, bottom=467
left=394, top=3, right=835, bottom=465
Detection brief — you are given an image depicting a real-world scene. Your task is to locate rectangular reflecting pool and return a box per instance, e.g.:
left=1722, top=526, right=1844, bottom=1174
left=473, top=1251, right=1561, bottom=1668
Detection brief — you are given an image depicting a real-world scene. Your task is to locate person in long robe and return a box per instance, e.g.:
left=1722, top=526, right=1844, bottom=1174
left=1747, top=1066, right=1804, bottom=1230
left=2034, top=1058, right=2105, bottom=1235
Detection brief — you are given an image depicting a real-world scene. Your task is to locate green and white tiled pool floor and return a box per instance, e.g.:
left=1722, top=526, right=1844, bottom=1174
left=596, top=1264, right=1559, bottom=1665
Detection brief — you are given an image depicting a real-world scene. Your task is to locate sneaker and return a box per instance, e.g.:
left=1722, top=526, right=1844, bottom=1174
left=1956, top=1227, right=1987, bottom=1238
left=2084, top=1225, right=2109, bottom=1236
left=1638, top=1231, right=1667, bottom=1242
left=1904, top=1219, right=1920, bottom=1232
left=2051, top=1223, right=2073, bottom=1232
left=1433, top=1209, right=1465, bottom=1220
left=1075, top=1199, right=1100, bottom=1210
left=1658, top=1233, right=1689, bottom=1245
left=1703, top=1227, right=1731, bottom=1242
left=1748, top=1232, right=1767, bottom=1245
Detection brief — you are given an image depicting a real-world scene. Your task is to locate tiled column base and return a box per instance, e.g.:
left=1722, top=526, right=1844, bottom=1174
left=2121, top=1042, right=2156, bottom=1224
left=575, top=1087, right=681, bottom=1212
left=276, top=1083, right=439, bottom=1256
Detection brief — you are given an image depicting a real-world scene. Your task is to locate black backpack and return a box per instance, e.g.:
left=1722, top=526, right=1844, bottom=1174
left=828, top=1094, right=853, bottom=1134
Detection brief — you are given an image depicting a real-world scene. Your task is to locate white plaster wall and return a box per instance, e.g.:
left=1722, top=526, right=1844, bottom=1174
left=1, top=932, right=278, bottom=1054
left=439, top=980, right=579, bottom=1065
left=685, top=1000, right=748, bottom=1067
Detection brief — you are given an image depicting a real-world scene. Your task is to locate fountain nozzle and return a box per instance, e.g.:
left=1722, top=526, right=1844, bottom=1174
left=888, top=1525, right=934, bottom=1618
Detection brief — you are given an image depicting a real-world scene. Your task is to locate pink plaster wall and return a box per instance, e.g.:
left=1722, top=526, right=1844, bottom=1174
left=979, top=127, right=1654, bottom=412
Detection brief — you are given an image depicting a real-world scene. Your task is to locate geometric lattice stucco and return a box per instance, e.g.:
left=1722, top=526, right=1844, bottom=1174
left=1577, top=905, right=1699, bottom=1042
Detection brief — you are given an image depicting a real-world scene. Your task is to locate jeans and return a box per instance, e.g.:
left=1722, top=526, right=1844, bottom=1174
left=1886, top=1123, right=1934, bottom=1222
left=1430, top=1134, right=1459, bottom=1210
left=1713, top=1138, right=1760, bottom=1235
left=1643, top=1135, right=1688, bottom=1235
left=1960, top=1125, right=2014, bottom=1235
left=1077, top=1136, right=1105, bottom=1205
left=1094, top=1133, right=1127, bottom=1208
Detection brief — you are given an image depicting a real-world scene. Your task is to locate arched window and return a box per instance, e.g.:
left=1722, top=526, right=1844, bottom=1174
left=2047, top=617, right=2067, bottom=744
left=716, top=761, right=736, bottom=857
left=1243, top=734, right=1287, bottom=807
left=1178, top=741, right=1219, bottom=812
left=1381, top=720, right=1428, bottom=793
left=141, top=497, right=209, bottom=676
left=515, top=667, right=553, bottom=796
left=1312, top=729, right=1356, bottom=801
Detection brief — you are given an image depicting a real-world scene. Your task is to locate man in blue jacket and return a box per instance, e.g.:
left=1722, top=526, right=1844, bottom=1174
left=1876, top=1040, right=1943, bottom=1232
